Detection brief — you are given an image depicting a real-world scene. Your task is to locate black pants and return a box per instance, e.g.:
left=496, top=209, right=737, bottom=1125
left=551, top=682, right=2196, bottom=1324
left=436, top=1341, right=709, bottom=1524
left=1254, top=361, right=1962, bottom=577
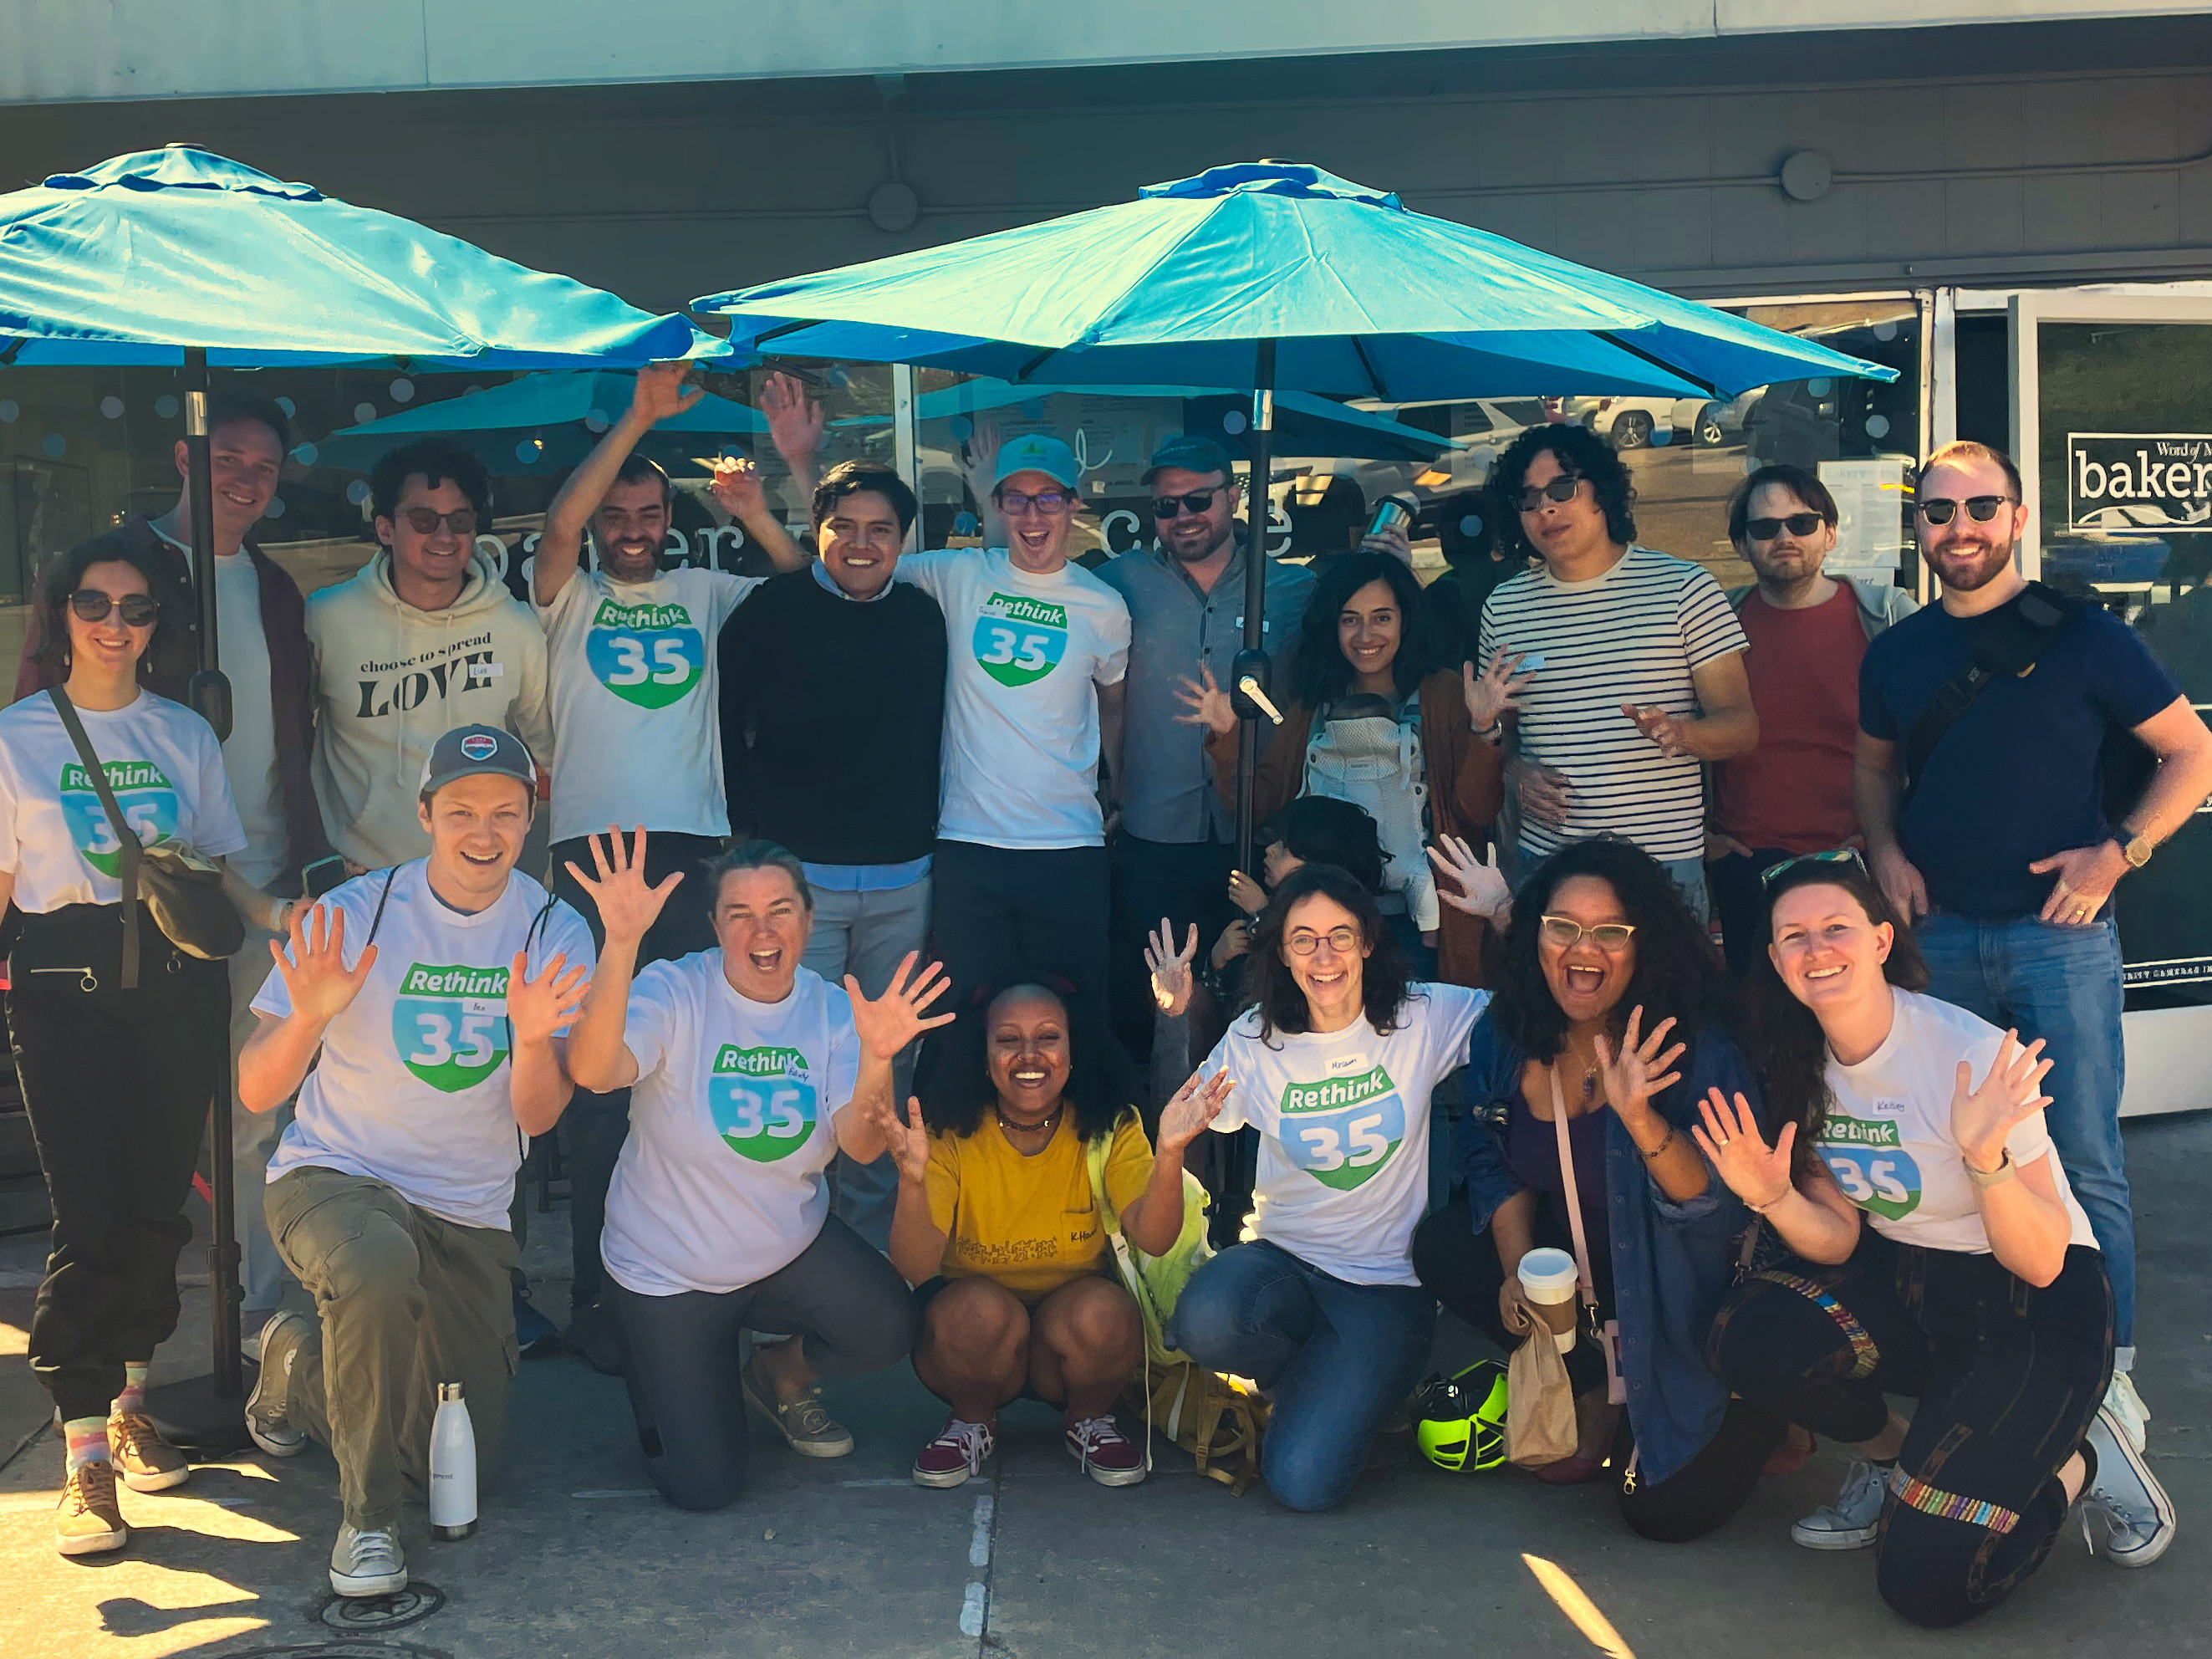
left=1708, top=1237, right=2112, bottom=1628
left=1708, top=848, right=1795, bottom=979
left=1107, top=834, right=1235, bottom=1059
left=611, top=1217, right=916, bottom=1511
left=10, top=905, right=229, bottom=1422
left=550, top=830, right=722, bottom=1310
left=929, top=840, right=1110, bottom=1022
left=1412, top=1196, right=1784, bottom=1543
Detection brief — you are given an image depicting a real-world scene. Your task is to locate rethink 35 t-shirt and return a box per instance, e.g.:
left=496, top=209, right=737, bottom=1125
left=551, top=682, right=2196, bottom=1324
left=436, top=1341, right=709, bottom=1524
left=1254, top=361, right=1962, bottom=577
left=599, top=957, right=862, bottom=1296
left=898, top=549, right=1130, bottom=850
left=259, top=861, right=596, bottom=1230
left=1819, top=988, right=2096, bottom=1256
left=1202, top=983, right=1488, bottom=1284
left=540, top=566, right=757, bottom=844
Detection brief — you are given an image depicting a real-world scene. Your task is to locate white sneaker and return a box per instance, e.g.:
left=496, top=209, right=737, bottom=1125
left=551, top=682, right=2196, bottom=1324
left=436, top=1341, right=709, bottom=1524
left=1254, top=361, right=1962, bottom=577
left=244, top=1311, right=311, bottom=1459
left=2103, top=1371, right=2149, bottom=1456
left=2082, top=1406, right=2176, bottom=1568
left=1792, top=1457, right=1889, bottom=1550
left=329, top=1523, right=407, bottom=1597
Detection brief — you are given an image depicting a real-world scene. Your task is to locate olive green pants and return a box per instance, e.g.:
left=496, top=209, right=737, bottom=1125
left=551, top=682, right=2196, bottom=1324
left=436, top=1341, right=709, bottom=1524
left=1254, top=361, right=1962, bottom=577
left=266, top=1166, right=518, bottom=1530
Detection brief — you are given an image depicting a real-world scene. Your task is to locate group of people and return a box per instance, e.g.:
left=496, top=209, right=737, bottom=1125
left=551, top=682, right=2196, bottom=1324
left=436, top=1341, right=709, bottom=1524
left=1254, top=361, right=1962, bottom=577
left=8, top=356, right=2209, bottom=1631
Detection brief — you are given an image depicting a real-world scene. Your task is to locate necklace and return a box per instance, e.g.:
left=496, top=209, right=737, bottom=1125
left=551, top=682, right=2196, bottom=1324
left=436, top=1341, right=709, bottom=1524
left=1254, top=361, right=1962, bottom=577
left=995, top=1103, right=1064, bottom=1146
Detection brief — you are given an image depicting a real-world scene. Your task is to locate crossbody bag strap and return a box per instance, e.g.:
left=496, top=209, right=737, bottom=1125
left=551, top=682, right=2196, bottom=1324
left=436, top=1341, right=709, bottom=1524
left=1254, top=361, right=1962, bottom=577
left=1547, top=1069, right=1600, bottom=1316
left=1901, top=583, right=2081, bottom=802
left=48, top=687, right=140, bottom=990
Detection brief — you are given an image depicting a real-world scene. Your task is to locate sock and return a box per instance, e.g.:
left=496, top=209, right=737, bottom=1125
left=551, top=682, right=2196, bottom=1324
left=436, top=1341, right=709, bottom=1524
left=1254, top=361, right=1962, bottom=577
left=2114, top=1347, right=2137, bottom=1376
left=112, top=1362, right=149, bottom=1417
left=64, top=1417, right=110, bottom=1473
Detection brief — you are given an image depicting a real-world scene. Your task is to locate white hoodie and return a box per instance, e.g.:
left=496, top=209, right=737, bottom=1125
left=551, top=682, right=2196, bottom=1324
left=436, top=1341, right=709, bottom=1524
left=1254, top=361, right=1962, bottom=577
left=305, top=545, right=552, bottom=869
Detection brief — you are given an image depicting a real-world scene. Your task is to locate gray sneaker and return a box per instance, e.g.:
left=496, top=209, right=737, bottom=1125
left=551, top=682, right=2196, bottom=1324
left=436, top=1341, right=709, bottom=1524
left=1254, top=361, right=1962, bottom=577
left=244, top=1310, right=312, bottom=1459
left=329, top=1522, right=407, bottom=1598
left=2103, top=1371, right=2150, bottom=1456
left=1792, top=1457, right=1889, bottom=1550
left=2082, top=1405, right=2176, bottom=1568
left=742, top=1353, right=854, bottom=1458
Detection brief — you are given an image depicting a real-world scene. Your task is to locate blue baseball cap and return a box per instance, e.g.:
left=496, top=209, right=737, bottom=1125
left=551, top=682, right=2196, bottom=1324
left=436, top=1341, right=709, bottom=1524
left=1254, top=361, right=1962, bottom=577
left=991, top=432, right=1080, bottom=493
left=419, top=724, right=536, bottom=800
left=1144, top=434, right=1240, bottom=485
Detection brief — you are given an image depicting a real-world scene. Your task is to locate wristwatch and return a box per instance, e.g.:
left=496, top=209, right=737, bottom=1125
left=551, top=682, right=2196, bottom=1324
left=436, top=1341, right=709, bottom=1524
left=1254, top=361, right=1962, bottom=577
left=2118, top=830, right=2156, bottom=870
left=1965, top=1148, right=2016, bottom=1189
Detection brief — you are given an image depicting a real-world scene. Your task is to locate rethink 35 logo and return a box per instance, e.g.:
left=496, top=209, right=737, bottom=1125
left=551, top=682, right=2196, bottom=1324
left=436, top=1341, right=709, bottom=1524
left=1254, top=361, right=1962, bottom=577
left=59, top=760, right=177, bottom=878
left=1278, top=1065, right=1405, bottom=1192
left=971, top=592, right=1068, bottom=688
left=585, top=597, right=704, bottom=709
left=392, top=963, right=511, bottom=1093
left=710, top=1044, right=818, bottom=1162
left=1817, top=1114, right=1923, bottom=1221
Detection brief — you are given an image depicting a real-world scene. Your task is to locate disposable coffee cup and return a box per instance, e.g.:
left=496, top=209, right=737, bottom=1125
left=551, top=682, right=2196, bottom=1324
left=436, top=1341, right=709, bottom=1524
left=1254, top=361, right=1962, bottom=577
left=1517, top=1247, right=1581, bottom=1354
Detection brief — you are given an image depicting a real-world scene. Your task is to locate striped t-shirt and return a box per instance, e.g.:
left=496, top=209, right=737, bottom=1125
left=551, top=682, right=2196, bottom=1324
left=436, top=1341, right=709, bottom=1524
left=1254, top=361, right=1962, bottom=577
left=1479, top=546, right=1748, bottom=863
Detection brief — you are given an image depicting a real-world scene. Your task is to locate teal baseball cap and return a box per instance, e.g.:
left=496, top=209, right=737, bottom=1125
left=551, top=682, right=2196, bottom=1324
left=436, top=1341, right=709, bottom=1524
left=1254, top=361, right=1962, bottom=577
left=991, top=432, right=1080, bottom=492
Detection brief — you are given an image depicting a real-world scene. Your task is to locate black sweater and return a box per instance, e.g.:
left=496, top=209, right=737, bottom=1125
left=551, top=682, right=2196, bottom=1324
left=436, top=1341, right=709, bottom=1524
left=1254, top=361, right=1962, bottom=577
left=719, top=569, right=947, bottom=866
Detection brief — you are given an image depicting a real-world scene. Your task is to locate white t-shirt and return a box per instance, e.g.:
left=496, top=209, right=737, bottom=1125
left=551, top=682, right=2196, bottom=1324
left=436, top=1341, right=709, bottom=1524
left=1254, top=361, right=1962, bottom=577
left=0, top=689, right=246, bottom=913
left=600, top=958, right=862, bottom=1297
left=539, top=565, right=758, bottom=845
left=1819, top=988, right=2097, bottom=1255
left=212, top=549, right=287, bottom=887
left=258, top=860, right=596, bottom=1231
left=897, top=549, right=1130, bottom=850
left=1202, top=983, right=1488, bottom=1285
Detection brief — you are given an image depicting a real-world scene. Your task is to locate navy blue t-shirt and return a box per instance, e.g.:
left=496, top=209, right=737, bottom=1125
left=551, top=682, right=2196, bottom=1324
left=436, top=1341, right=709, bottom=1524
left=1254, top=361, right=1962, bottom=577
left=1858, top=597, right=2180, bottom=919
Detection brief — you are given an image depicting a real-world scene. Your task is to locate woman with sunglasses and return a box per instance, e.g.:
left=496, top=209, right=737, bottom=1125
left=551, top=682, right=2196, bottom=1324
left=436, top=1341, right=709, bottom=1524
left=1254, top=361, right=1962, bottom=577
left=1701, top=854, right=2168, bottom=1626
left=0, top=538, right=291, bottom=1557
left=1409, top=837, right=1786, bottom=1540
left=1165, top=864, right=1490, bottom=1511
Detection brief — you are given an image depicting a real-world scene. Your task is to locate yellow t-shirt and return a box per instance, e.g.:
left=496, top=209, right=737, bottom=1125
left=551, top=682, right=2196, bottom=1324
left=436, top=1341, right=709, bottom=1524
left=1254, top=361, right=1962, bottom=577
left=925, top=1112, right=1154, bottom=1299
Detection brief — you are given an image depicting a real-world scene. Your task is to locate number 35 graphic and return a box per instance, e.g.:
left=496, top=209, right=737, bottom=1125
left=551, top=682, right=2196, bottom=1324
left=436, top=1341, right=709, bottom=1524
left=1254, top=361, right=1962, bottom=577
left=978, top=626, right=1052, bottom=672
left=1293, top=1112, right=1390, bottom=1171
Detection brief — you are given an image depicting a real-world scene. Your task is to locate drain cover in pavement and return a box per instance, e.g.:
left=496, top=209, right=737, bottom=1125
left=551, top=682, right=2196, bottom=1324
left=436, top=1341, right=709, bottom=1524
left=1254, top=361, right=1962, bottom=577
left=312, top=1580, right=448, bottom=1634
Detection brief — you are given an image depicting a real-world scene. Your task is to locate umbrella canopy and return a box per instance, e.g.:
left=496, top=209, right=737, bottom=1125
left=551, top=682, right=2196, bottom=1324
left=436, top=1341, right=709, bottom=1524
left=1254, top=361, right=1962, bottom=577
left=696, top=161, right=1893, bottom=401
left=0, top=145, right=716, bottom=367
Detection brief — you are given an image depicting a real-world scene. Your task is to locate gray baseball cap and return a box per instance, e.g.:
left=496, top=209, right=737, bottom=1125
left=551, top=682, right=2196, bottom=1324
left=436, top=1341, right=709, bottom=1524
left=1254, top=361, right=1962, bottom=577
left=418, top=724, right=537, bottom=800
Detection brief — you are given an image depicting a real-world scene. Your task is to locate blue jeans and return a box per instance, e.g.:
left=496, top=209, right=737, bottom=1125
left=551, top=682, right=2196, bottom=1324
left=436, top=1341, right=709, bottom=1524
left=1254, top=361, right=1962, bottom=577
left=1166, top=1241, right=1434, bottom=1512
left=1915, top=911, right=2133, bottom=1351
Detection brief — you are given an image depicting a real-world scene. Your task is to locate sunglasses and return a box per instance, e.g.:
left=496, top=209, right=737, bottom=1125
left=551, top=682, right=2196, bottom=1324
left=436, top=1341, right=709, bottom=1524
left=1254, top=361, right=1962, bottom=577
left=1285, top=925, right=1361, bottom=957
left=1758, top=847, right=1868, bottom=889
left=1744, top=513, right=1826, bottom=542
left=398, top=507, right=481, bottom=537
left=996, top=489, right=1072, bottom=517
left=1513, top=476, right=1583, bottom=513
left=69, top=590, right=159, bottom=627
left=1151, top=488, right=1223, bottom=520
left=1916, top=496, right=2013, bottom=526
left=1538, top=915, right=1636, bottom=951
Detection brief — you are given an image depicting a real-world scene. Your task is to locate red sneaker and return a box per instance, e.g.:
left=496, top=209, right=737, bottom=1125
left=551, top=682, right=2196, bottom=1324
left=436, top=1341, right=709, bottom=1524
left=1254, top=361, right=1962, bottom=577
left=1066, top=1416, right=1146, bottom=1487
left=912, top=1418, right=995, bottom=1488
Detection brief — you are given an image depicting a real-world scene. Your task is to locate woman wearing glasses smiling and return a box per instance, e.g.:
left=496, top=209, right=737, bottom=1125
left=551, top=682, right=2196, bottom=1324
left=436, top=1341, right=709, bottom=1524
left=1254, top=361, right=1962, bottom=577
left=1409, top=836, right=1786, bottom=1540
left=0, top=537, right=290, bottom=1558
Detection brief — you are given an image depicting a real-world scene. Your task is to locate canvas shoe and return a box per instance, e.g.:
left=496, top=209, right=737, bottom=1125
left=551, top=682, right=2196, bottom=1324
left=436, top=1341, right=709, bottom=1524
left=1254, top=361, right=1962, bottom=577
left=329, top=1523, right=408, bottom=1598
left=912, top=1418, right=996, bottom=1488
left=2081, top=1405, right=2177, bottom=1568
left=2103, top=1371, right=2149, bottom=1456
left=54, top=1460, right=128, bottom=1557
left=742, top=1354, right=854, bottom=1458
left=107, top=1411, right=190, bottom=1492
left=244, top=1310, right=313, bottom=1458
left=1066, top=1417, right=1146, bottom=1487
left=1791, top=1457, right=1888, bottom=1550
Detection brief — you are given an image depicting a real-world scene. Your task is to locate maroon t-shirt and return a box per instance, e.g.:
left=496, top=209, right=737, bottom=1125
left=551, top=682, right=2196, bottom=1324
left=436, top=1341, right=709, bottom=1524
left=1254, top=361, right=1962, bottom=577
left=1714, top=585, right=1867, bottom=854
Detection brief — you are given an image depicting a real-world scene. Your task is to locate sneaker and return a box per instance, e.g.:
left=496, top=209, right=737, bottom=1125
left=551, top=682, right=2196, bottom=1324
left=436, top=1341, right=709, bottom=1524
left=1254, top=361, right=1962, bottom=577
left=912, top=1417, right=996, bottom=1488
left=1066, top=1416, right=1146, bottom=1487
left=55, top=1460, right=128, bottom=1557
left=244, top=1310, right=312, bottom=1459
left=563, top=1298, right=626, bottom=1377
left=741, top=1354, right=854, bottom=1458
left=2082, top=1405, right=2177, bottom=1568
left=107, top=1411, right=190, bottom=1493
left=512, top=1285, right=559, bottom=1357
left=1792, top=1457, right=1889, bottom=1550
left=329, top=1523, right=408, bottom=1598
left=2104, top=1371, right=2150, bottom=1456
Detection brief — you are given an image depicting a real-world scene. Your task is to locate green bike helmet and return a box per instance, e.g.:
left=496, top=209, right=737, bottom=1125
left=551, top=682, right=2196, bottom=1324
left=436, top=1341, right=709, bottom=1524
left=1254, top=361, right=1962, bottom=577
left=1413, top=1360, right=1509, bottom=1473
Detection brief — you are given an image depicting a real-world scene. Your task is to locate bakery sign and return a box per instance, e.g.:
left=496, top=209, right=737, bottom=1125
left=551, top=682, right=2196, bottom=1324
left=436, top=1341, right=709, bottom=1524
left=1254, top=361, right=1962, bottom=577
left=2067, top=432, right=2212, bottom=533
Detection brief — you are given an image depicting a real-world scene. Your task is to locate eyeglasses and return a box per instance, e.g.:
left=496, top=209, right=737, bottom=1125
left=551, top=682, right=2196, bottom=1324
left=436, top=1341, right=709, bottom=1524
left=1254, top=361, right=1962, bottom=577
left=1285, top=925, right=1361, bottom=957
left=1513, top=476, right=1583, bottom=513
left=1758, top=847, right=1868, bottom=889
left=1916, top=496, right=2013, bottom=526
left=1538, top=915, right=1636, bottom=951
left=1151, top=488, right=1223, bottom=519
left=399, top=507, right=481, bottom=538
left=69, top=590, right=158, bottom=627
left=1744, top=513, right=1826, bottom=542
left=996, top=489, right=1072, bottom=517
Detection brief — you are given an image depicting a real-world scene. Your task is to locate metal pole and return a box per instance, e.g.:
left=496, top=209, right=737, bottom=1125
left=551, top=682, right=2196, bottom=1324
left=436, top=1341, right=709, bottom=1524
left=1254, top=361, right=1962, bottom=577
left=1233, top=340, right=1276, bottom=876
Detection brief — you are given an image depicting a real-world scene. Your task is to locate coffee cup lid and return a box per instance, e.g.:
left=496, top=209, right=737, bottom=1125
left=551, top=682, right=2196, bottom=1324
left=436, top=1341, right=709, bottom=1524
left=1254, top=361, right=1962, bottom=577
left=1516, top=1247, right=1579, bottom=1293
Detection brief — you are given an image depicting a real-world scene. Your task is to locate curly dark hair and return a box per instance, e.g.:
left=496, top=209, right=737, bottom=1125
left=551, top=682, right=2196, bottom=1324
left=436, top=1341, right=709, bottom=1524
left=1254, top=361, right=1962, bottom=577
left=1257, top=795, right=1387, bottom=895
left=1244, top=864, right=1417, bottom=1044
left=1484, top=422, right=1638, bottom=559
left=1292, top=551, right=1438, bottom=707
left=1488, top=838, right=1729, bottom=1064
left=915, top=977, right=1137, bottom=1145
left=370, top=437, right=493, bottom=526
left=33, top=532, right=172, bottom=681
left=1744, top=856, right=1929, bottom=1175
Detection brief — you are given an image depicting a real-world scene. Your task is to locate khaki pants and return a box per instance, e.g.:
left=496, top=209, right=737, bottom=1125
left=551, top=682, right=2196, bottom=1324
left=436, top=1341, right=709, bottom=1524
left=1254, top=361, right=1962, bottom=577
left=266, top=1166, right=518, bottom=1531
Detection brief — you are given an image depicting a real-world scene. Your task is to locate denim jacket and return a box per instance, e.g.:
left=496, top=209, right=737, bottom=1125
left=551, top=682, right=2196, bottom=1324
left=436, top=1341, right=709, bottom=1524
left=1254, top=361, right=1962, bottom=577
left=1453, top=1013, right=1766, bottom=1487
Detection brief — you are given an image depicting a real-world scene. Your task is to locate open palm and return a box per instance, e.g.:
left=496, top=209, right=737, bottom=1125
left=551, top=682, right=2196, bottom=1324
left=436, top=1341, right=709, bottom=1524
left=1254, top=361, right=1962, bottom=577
left=847, top=952, right=955, bottom=1060
left=273, top=901, right=377, bottom=1025
left=1145, top=918, right=1198, bottom=1017
left=564, top=828, right=682, bottom=948
left=1593, top=1005, right=1685, bottom=1121
left=1951, top=1030, right=2053, bottom=1171
left=1159, top=1068, right=1234, bottom=1156
left=1691, top=1088, right=1796, bottom=1210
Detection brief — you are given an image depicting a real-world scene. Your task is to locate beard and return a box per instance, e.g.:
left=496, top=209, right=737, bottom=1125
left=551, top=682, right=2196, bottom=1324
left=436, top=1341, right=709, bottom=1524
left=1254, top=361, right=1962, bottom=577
left=1932, top=538, right=2012, bottom=593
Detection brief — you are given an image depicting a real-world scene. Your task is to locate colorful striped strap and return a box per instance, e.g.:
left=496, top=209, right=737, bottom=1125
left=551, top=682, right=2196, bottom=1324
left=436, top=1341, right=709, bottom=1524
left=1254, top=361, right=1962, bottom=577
left=1889, top=1464, right=2021, bottom=1534
left=1757, top=1270, right=1880, bottom=1381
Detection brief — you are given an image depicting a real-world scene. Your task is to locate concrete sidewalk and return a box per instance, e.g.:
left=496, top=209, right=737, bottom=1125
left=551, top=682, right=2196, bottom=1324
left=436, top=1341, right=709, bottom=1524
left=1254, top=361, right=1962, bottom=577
left=3, top=1112, right=2210, bottom=1659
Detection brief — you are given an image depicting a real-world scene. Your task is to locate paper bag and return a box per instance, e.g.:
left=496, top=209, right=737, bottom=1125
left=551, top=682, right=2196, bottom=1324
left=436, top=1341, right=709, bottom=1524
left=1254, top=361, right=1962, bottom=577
left=1506, top=1325, right=1579, bottom=1470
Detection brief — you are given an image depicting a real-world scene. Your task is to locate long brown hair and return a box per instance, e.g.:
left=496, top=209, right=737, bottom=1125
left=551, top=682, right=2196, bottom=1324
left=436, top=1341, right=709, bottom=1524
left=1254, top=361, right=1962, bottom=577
left=33, top=533, right=169, bottom=681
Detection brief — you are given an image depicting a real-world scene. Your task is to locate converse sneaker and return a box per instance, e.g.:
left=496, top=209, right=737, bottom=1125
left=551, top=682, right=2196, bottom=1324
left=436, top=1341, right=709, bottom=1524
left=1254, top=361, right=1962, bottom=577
left=107, top=1411, right=190, bottom=1493
left=2081, top=1405, right=2177, bottom=1568
left=329, top=1522, right=408, bottom=1598
left=912, top=1417, right=996, bottom=1488
left=1791, top=1457, right=1889, bottom=1550
left=54, top=1460, right=128, bottom=1557
left=1065, top=1416, right=1146, bottom=1487
left=244, top=1310, right=312, bottom=1459
left=742, top=1354, right=854, bottom=1458
left=2103, top=1371, right=2149, bottom=1456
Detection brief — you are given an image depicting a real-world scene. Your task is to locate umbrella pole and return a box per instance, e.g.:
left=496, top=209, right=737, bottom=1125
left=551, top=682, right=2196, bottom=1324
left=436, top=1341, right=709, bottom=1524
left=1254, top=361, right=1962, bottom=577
left=1232, top=341, right=1277, bottom=877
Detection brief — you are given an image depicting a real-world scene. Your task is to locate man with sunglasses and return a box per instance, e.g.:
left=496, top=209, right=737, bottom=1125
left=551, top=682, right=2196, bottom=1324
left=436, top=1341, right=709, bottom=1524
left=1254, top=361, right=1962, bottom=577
left=1707, top=464, right=1916, bottom=976
left=1855, top=439, right=2212, bottom=1445
left=1096, top=435, right=1313, bottom=1056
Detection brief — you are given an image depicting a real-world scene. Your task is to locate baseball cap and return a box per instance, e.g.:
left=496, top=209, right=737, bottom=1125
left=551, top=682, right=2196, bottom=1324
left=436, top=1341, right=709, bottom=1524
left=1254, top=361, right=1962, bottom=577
left=1143, top=434, right=1240, bottom=485
left=419, top=724, right=536, bottom=800
left=991, top=432, right=1080, bottom=493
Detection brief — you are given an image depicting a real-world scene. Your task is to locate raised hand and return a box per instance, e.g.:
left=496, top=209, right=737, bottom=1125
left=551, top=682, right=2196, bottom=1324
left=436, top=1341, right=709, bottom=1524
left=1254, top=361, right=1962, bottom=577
left=507, top=949, right=590, bottom=1048
left=886, top=1094, right=933, bottom=1184
left=1593, top=1005, right=1685, bottom=1125
left=1226, top=868, right=1268, bottom=916
left=847, top=952, right=955, bottom=1060
left=1463, top=649, right=1534, bottom=733
left=563, top=828, right=683, bottom=950
left=271, top=901, right=377, bottom=1025
left=1951, top=1030, right=2054, bottom=1173
left=959, top=415, right=1002, bottom=495
left=1358, top=518, right=1414, bottom=565
left=761, top=371, right=825, bottom=469
left=1173, top=665, right=1237, bottom=737
left=709, top=454, right=768, bottom=523
left=1691, top=1088, right=1797, bottom=1210
left=1144, top=919, right=1198, bottom=1017
left=1426, top=833, right=1511, bottom=926
left=1623, top=702, right=1694, bottom=758
left=1158, top=1068, right=1234, bottom=1156
left=629, top=360, right=705, bottom=427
